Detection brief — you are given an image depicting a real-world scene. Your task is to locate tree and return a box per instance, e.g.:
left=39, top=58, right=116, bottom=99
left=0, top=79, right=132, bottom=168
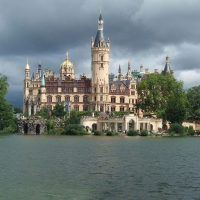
left=165, top=91, right=188, bottom=124
left=65, top=110, right=79, bottom=126
left=186, top=85, right=200, bottom=119
left=52, top=103, right=66, bottom=118
left=0, top=74, right=15, bottom=132
left=14, top=107, right=23, bottom=114
left=35, top=106, right=51, bottom=119
left=136, top=73, right=187, bottom=122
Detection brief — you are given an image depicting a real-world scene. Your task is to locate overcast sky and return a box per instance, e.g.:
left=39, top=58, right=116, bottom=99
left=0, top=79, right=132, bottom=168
left=1, top=0, right=200, bottom=108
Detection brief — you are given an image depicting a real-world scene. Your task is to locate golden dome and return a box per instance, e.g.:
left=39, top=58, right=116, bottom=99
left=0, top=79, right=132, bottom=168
left=60, top=52, right=74, bottom=70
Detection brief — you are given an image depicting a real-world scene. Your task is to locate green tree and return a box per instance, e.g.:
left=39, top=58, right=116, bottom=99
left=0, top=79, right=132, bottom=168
left=65, top=110, right=79, bottom=126
left=52, top=103, right=66, bottom=118
left=0, top=74, right=15, bottom=132
left=136, top=73, right=187, bottom=122
left=14, top=107, right=23, bottom=114
left=35, top=106, right=51, bottom=119
left=186, top=85, right=200, bottom=119
left=165, top=91, right=188, bottom=124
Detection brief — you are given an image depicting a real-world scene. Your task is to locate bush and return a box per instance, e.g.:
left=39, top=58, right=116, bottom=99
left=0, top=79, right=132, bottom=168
left=105, top=131, right=118, bottom=136
left=0, top=126, right=15, bottom=134
left=93, top=130, right=104, bottom=136
left=196, top=130, right=200, bottom=135
left=62, top=124, right=87, bottom=135
left=127, top=129, right=139, bottom=136
left=187, top=125, right=195, bottom=135
left=167, top=123, right=186, bottom=136
left=140, top=130, right=148, bottom=136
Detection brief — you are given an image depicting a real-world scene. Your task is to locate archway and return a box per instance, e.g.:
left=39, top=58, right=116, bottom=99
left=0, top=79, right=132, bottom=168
left=129, top=119, right=135, bottom=129
left=24, top=124, right=28, bottom=134
left=36, top=124, right=40, bottom=135
left=92, top=123, right=97, bottom=131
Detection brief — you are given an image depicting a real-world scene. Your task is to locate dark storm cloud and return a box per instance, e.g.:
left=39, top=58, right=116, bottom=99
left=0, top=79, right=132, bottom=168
left=0, top=0, right=200, bottom=107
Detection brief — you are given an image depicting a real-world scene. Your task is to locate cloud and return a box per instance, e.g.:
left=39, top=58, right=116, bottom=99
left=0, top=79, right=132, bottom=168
left=0, top=0, right=199, bottom=108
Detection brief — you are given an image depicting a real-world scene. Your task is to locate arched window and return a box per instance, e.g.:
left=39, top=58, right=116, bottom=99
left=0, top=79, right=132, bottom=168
left=120, top=97, right=125, bottom=103
left=65, top=96, right=70, bottom=102
left=74, top=105, right=79, bottom=111
left=74, top=96, right=79, bottom=103
left=83, top=96, right=88, bottom=102
left=47, top=96, right=52, bottom=103
left=56, top=96, right=61, bottom=103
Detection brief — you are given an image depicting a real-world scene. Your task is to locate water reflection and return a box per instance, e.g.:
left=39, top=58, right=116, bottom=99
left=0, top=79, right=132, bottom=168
left=0, top=135, right=200, bottom=199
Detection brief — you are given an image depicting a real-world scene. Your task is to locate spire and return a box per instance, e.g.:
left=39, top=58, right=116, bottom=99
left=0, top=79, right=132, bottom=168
left=94, top=10, right=104, bottom=47
left=25, top=58, right=30, bottom=70
left=128, top=61, right=130, bottom=70
left=162, top=55, right=172, bottom=75
left=118, top=65, right=121, bottom=74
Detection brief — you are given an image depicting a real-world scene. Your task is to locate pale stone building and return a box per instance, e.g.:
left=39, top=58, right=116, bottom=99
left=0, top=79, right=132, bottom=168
left=23, top=12, right=172, bottom=122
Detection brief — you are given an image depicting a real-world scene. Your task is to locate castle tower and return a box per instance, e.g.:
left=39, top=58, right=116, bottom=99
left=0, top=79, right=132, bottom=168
left=40, top=73, right=46, bottom=104
left=23, top=60, right=30, bottom=114
left=90, top=11, right=110, bottom=112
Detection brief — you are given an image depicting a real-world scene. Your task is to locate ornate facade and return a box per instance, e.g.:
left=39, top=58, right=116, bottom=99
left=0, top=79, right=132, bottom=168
left=23, top=12, right=172, bottom=116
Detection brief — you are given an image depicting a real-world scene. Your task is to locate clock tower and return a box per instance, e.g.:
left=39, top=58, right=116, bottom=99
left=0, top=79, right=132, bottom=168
left=90, top=12, right=110, bottom=112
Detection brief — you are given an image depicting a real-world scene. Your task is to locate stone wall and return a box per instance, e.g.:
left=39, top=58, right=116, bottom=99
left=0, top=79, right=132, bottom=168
left=17, top=116, right=47, bottom=134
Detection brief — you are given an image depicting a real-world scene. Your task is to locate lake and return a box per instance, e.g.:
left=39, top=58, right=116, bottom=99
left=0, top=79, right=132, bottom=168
left=0, top=134, right=200, bottom=200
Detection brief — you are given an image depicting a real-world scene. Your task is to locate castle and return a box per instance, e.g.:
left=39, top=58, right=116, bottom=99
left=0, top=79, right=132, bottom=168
left=23, top=12, right=173, bottom=117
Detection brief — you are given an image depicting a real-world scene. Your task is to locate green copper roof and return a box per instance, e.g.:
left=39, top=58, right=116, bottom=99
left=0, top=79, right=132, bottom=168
left=131, top=71, right=140, bottom=80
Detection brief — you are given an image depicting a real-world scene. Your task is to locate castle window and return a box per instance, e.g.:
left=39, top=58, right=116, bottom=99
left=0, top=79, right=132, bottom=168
left=101, top=56, right=103, bottom=61
left=47, top=105, right=52, bottom=110
left=74, top=96, right=79, bottom=103
left=131, top=91, right=135, bottom=95
left=47, top=96, right=52, bottom=103
left=131, top=84, right=135, bottom=89
left=111, top=97, right=116, bottom=103
left=111, top=106, right=115, bottom=112
left=74, top=105, right=79, bottom=111
left=100, top=106, right=103, bottom=112
left=120, top=97, right=125, bottom=103
left=100, top=87, right=103, bottom=93
left=83, top=96, right=88, bottom=102
left=56, top=96, right=61, bottom=103
left=100, top=96, right=103, bottom=101
left=120, top=107, right=124, bottom=111
left=65, top=96, right=70, bottom=102
left=83, top=106, right=88, bottom=111
left=29, top=90, right=32, bottom=95
left=101, top=63, right=103, bottom=68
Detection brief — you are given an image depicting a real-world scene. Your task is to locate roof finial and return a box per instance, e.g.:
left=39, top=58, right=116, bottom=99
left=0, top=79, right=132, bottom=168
left=27, top=57, right=28, bottom=64
left=66, top=52, right=68, bottom=60
left=100, top=6, right=101, bottom=14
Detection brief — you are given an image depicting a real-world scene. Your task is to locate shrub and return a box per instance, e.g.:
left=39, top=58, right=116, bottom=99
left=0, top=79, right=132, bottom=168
left=0, top=126, right=15, bottom=134
left=196, top=130, right=200, bottom=135
left=105, top=131, right=118, bottom=136
left=188, top=125, right=195, bottom=135
left=127, top=129, right=139, bottom=136
left=93, top=130, right=104, bottom=136
left=140, top=130, right=148, bottom=136
left=62, top=124, right=87, bottom=135
left=167, top=123, right=186, bottom=136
